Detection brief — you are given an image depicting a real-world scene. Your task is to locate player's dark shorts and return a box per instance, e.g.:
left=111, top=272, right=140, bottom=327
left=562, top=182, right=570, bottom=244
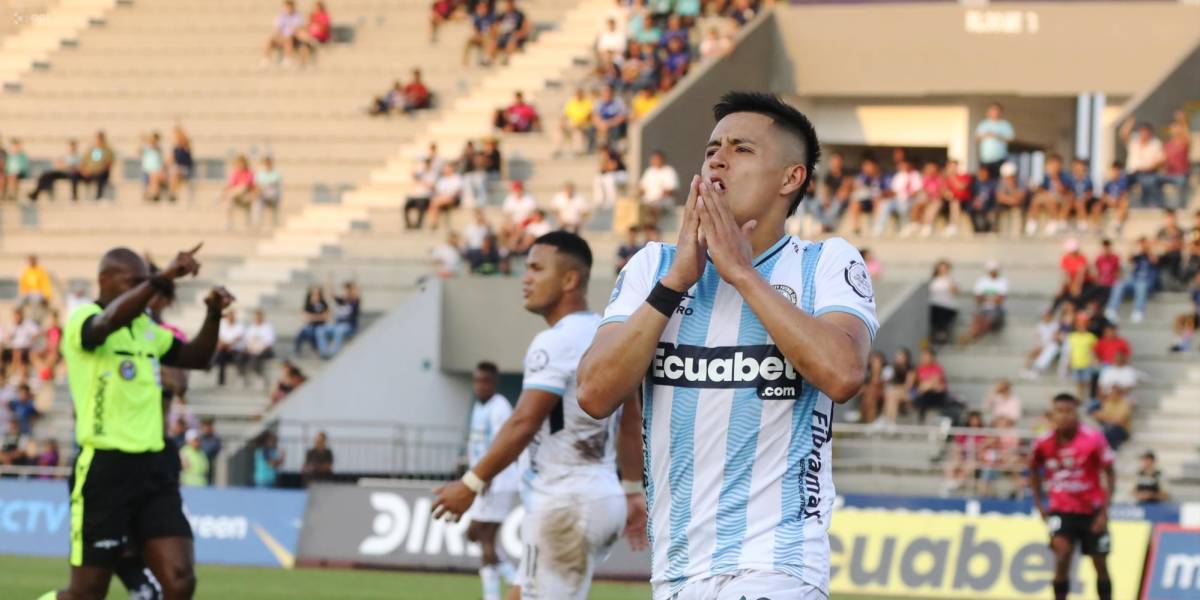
left=68, top=445, right=192, bottom=568
left=1048, top=511, right=1110, bottom=555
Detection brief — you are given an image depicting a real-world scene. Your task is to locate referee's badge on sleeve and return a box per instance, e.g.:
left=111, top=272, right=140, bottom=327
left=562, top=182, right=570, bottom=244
left=844, top=261, right=874, bottom=299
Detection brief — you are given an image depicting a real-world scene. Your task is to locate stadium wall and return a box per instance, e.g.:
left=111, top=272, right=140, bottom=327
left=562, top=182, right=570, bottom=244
left=1115, top=40, right=1200, bottom=139
left=870, top=280, right=928, bottom=359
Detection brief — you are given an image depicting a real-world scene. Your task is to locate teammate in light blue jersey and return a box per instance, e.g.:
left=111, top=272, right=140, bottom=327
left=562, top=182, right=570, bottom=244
left=579, top=92, right=877, bottom=600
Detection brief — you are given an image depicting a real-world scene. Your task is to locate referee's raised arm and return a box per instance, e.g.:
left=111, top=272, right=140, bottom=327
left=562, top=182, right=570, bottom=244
left=81, top=244, right=201, bottom=349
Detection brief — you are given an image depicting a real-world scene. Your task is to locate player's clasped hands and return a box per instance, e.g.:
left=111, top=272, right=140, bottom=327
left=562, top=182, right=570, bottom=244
left=661, top=175, right=708, bottom=292
left=696, top=178, right=755, bottom=285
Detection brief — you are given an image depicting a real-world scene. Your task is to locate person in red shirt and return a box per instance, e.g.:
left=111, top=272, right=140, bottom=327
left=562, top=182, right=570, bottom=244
left=942, top=159, right=972, bottom=236
left=402, top=68, right=432, bottom=112
left=913, top=348, right=948, bottom=423
left=1029, top=393, right=1115, bottom=600
left=493, top=91, right=539, bottom=133
left=1093, top=324, right=1131, bottom=366
left=222, top=155, right=256, bottom=229
left=1091, top=239, right=1121, bottom=305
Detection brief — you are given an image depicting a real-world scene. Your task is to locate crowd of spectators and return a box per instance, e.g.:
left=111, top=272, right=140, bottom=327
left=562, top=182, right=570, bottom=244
left=261, top=0, right=332, bottom=69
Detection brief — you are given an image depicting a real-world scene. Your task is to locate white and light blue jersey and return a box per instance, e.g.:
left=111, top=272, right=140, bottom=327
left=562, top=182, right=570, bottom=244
left=468, top=393, right=519, bottom=494
left=602, top=236, right=878, bottom=594
left=519, top=311, right=624, bottom=512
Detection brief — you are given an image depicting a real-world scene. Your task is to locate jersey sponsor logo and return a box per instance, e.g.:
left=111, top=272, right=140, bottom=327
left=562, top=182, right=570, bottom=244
left=773, top=284, right=797, bottom=305
left=527, top=349, right=549, bottom=373
left=845, top=260, right=873, bottom=299
left=650, top=343, right=801, bottom=400
left=119, top=359, right=137, bottom=381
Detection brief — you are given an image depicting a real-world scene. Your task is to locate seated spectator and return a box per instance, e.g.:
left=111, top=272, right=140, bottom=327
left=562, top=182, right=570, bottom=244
left=1094, top=323, right=1131, bottom=380
left=1065, top=315, right=1097, bottom=401
left=1135, top=451, right=1168, bottom=504
left=140, top=132, right=167, bottom=202
left=943, top=411, right=985, bottom=496
left=198, top=418, right=221, bottom=484
left=262, top=0, right=310, bottom=67
left=499, top=180, right=537, bottom=250
left=1093, top=161, right=1131, bottom=236
left=404, top=157, right=438, bottom=229
left=626, top=0, right=660, bottom=45
left=3, top=138, right=29, bottom=201
left=431, top=231, right=464, bottom=278
left=242, top=310, right=276, bottom=389
left=77, top=131, right=114, bottom=201
left=592, top=147, right=627, bottom=209
left=494, top=91, right=540, bottom=133
left=179, top=429, right=210, bottom=487
left=322, top=281, right=360, bottom=357
left=426, top=162, right=465, bottom=230
left=984, top=379, right=1021, bottom=424
left=1023, top=310, right=1063, bottom=378
left=555, top=88, right=594, bottom=157
left=302, top=431, right=335, bottom=485
left=1089, top=238, right=1121, bottom=307
left=37, top=438, right=59, bottom=476
left=1156, top=209, right=1186, bottom=289
left=254, top=156, right=283, bottom=227
left=615, top=225, right=643, bottom=274
left=18, top=255, right=53, bottom=308
left=591, top=85, right=628, bottom=151
left=167, top=126, right=194, bottom=203
left=808, top=152, right=850, bottom=234
left=877, top=159, right=920, bottom=236
left=510, top=209, right=552, bottom=255
left=961, top=261, right=1008, bottom=345
left=222, top=155, right=256, bottom=230
left=927, top=260, right=959, bottom=345
left=1164, top=118, right=1191, bottom=208
left=300, top=1, right=332, bottom=48
left=847, top=156, right=884, bottom=236
left=294, top=285, right=330, bottom=358
left=551, top=181, right=591, bottom=233
left=630, top=86, right=660, bottom=122
left=6, top=310, right=39, bottom=371
left=370, top=80, right=406, bottom=116
left=213, top=311, right=245, bottom=387
left=1059, top=158, right=1095, bottom=233
left=402, top=68, right=432, bottom=112
left=429, top=0, right=455, bottom=44
left=7, top=384, right=38, bottom=436
left=1092, top=376, right=1132, bottom=450
left=1104, top=236, right=1158, bottom=324
left=937, top=159, right=972, bottom=237
left=913, top=348, right=948, bottom=424
left=253, top=432, right=285, bottom=486
left=596, top=17, right=626, bottom=57
left=463, top=1, right=497, bottom=66
left=662, top=36, right=691, bottom=80
left=966, top=165, right=997, bottom=234
left=857, top=351, right=887, bottom=424
left=877, top=347, right=916, bottom=429
left=27, top=139, right=81, bottom=202
left=494, top=0, right=530, bottom=63
left=699, top=26, right=732, bottom=61
left=467, top=233, right=503, bottom=275
left=639, top=149, right=679, bottom=221
left=469, top=137, right=503, bottom=206
left=1124, top=122, right=1166, bottom=207
left=462, top=207, right=492, bottom=254
left=1097, top=349, right=1138, bottom=406
left=993, top=162, right=1026, bottom=236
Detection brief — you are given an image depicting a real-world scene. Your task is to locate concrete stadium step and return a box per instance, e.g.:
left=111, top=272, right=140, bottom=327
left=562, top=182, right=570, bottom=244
left=940, top=352, right=1199, bottom=384
left=0, top=0, right=118, bottom=84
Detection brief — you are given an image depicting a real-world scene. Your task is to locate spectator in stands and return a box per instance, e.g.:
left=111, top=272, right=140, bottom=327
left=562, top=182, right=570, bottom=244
left=809, top=152, right=850, bottom=234
left=1022, top=310, right=1062, bottom=379
left=662, top=36, right=691, bottom=80
left=473, top=137, right=503, bottom=206
left=914, top=348, right=948, bottom=424
left=1095, top=162, right=1131, bottom=236
left=1094, top=323, right=1131, bottom=375
left=494, top=0, right=530, bottom=63
left=27, top=139, right=80, bottom=202
left=1061, top=158, right=1095, bottom=233
left=551, top=181, right=590, bottom=233
left=295, top=285, right=331, bottom=358
left=167, top=126, right=194, bottom=203
left=77, top=131, right=114, bottom=201
left=322, top=281, right=360, bottom=357
left=1164, top=118, right=1191, bottom=208
left=626, top=0, right=660, bottom=45
left=615, top=226, right=643, bottom=274
left=1105, top=236, right=1158, bottom=324
left=984, top=379, right=1021, bottom=424
left=461, top=207, right=492, bottom=255
left=847, top=156, right=883, bottom=236
left=1026, top=154, right=1066, bottom=235
left=1092, top=369, right=1132, bottom=450
left=555, top=88, right=594, bottom=158
left=498, top=180, right=537, bottom=251
left=927, top=260, right=959, bottom=345
left=467, top=233, right=503, bottom=275
left=966, top=165, right=998, bottom=233
left=1098, top=345, right=1138, bottom=402
left=222, top=155, right=256, bottom=230
left=630, top=86, right=660, bottom=123
left=943, top=410, right=984, bottom=496
left=213, top=311, right=245, bottom=387
left=1065, top=314, right=1098, bottom=401
left=271, top=361, right=307, bottom=406
left=300, top=1, right=332, bottom=49
left=597, top=18, right=626, bottom=58
left=18, top=255, right=53, bottom=308
left=592, top=84, right=628, bottom=152
left=940, top=159, right=972, bottom=237
left=6, top=310, right=39, bottom=371
left=254, top=156, right=283, bottom=227
left=640, top=149, right=679, bottom=222
left=431, top=231, right=465, bottom=278
left=370, top=81, right=405, bottom=116
left=877, top=159, right=920, bottom=236
left=463, top=1, right=497, bottom=66
left=857, top=351, right=887, bottom=424
left=593, top=147, right=627, bottom=209
left=236, top=309, right=276, bottom=390
left=1056, top=238, right=1089, bottom=307
left=302, top=431, right=335, bottom=485
left=429, top=0, right=455, bottom=43
left=253, top=431, right=284, bottom=487
left=1135, top=451, right=1168, bottom=504
left=494, top=91, right=540, bottom=133
left=179, top=429, right=210, bottom=487
left=403, top=157, right=438, bottom=229
left=139, top=132, right=167, bottom=202
left=32, top=311, right=61, bottom=382
left=373, top=69, right=432, bottom=116
left=975, top=103, right=1014, bottom=178
left=198, top=418, right=221, bottom=485
left=426, top=162, right=465, bottom=230
left=510, top=209, right=552, bottom=255
left=1156, top=209, right=1186, bottom=289
left=1125, top=122, right=1166, bottom=207
left=263, top=0, right=309, bottom=67
left=961, top=261, right=1008, bottom=345
left=876, top=348, right=915, bottom=430
left=699, top=26, right=732, bottom=61
left=3, top=139, right=29, bottom=201
left=7, top=384, right=38, bottom=435
left=37, top=438, right=59, bottom=476
left=993, top=162, right=1026, bottom=236
left=1091, top=238, right=1121, bottom=306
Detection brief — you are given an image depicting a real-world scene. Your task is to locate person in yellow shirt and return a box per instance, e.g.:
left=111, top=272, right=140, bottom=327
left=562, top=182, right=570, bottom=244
left=18, top=254, right=54, bottom=305
left=631, top=86, right=660, bottom=121
left=554, top=87, right=594, bottom=156
left=1065, top=316, right=1098, bottom=401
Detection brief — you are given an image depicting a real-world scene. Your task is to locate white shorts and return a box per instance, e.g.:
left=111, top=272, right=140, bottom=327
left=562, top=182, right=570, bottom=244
left=471, top=488, right=518, bottom=524
left=515, top=493, right=626, bottom=600
left=654, top=570, right=828, bottom=600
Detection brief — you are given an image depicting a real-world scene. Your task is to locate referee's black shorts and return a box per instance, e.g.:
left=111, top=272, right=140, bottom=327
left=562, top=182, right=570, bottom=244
left=68, top=443, right=192, bottom=568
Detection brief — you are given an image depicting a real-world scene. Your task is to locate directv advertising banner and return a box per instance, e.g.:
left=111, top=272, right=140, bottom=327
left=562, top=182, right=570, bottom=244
left=1141, top=525, right=1200, bottom=600
left=0, top=480, right=307, bottom=568
left=839, top=493, right=1181, bottom=523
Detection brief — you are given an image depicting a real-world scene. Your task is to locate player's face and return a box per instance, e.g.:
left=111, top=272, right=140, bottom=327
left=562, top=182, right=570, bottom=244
left=473, top=370, right=497, bottom=400
left=521, top=244, right=564, bottom=314
left=1052, top=400, right=1079, bottom=432
left=702, top=112, right=798, bottom=226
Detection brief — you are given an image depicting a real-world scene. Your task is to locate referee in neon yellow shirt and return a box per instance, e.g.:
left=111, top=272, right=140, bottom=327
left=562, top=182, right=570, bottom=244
left=42, top=244, right=232, bottom=600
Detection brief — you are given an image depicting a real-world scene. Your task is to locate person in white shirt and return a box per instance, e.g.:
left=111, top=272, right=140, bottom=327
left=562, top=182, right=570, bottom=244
left=5, top=310, right=39, bottom=369
left=551, top=182, right=591, bottom=233
left=579, top=92, right=877, bottom=600
left=241, top=310, right=276, bottom=389
left=427, top=163, right=464, bottom=230
left=1098, top=350, right=1139, bottom=399
left=433, top=232, right=645, bottom=600
left=462, top=208, right=492, bottom=252
left=1125, top=122, right=1166, bottom=207
left=963, top=260, right=1009, bottom=345
left=876, top=159, right=922, bottom=236
left=639, top=150, right=680, bottom=224
left=404, top=157, right=439, bottom=230
left=1023, top=309, right=1063, bottom=378
left=463, top=361, right=520, bottom=600
left=431, top=231, right=464, bottom=278
left=500, top=180, right=538, bottom=251
left=214, top=311, right=245, bottom=387
left=983, top=378, right=1021, bottom=423
left=595, top=17, right=626, bottom=57
left=698, top=26, right=732, bottom=60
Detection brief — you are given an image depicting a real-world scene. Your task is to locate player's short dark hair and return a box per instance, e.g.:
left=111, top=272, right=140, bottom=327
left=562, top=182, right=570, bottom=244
left=476, top=361, right=499, bottom=376
left=1053, top=392, right=1080, bottom=406
left=532, top=230, right=593, bottom=270
left=712, top=91, right=820, bottom=216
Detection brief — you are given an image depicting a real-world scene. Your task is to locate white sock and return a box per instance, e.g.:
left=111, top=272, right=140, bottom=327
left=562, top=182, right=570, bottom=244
left=498, top=560, right=517, bottom=584
left=480, top=565, right=502, bottom=600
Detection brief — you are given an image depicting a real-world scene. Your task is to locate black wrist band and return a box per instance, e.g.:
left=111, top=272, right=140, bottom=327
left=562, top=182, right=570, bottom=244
left=646, top=282, right=685, bottom=317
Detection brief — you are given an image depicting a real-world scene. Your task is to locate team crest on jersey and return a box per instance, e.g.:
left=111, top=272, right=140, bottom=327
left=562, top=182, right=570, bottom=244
left=527, top=349, right=550, bottom=372
left=844, top=261, right=873, bottom=299
left=773, top=284, right=798, bottom=306
left=609, top=271, right=626, bottom=305
left=119, top=360, right=137, bottom=381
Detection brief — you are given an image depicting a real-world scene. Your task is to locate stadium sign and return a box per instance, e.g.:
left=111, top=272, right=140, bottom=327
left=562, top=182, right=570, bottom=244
left=838, top=493, right=1182, bottom=524
left=1141, top=525, right=1200, bottom=600
left=0, top=480, right=307, bottom=568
